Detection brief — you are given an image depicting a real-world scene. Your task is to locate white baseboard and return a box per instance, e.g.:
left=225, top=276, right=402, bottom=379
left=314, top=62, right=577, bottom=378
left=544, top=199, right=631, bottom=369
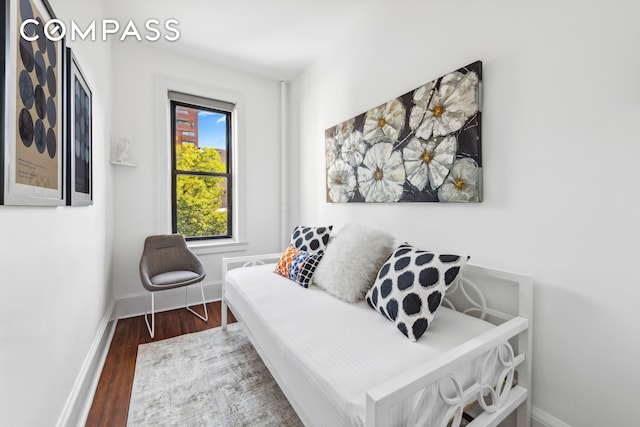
left=115, top=281, right=222, bottom=319
left=531, top=406, right=572, bottom=427
left=56, top=300, right=117, bottom=427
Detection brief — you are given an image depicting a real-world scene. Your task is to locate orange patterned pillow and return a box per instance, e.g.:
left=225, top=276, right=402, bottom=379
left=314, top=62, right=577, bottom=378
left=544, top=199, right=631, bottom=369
left=274, top=245, right=324, bottom=288
left=274, top=245, right=302, bottom=276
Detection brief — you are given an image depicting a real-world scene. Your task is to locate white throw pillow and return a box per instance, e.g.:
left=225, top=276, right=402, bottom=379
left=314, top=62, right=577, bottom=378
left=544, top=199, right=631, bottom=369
left=313, top=223, right=394, bottom=302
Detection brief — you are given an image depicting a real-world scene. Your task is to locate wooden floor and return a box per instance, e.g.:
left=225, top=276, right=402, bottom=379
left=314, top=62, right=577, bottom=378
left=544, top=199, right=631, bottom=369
left=85, top=301, right=237, bottom=427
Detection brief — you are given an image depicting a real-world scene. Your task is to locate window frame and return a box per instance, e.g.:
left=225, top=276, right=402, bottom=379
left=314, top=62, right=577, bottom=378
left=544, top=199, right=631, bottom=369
left=169, top=92, right=234, bottom=241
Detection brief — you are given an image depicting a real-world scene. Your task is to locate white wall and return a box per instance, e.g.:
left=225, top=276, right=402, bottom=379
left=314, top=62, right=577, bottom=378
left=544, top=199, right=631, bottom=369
left=110, top=42, right=283, bottom=313
left=0, top=0, right=113, bottom=425
left=290, top=0, right=640, bottom=425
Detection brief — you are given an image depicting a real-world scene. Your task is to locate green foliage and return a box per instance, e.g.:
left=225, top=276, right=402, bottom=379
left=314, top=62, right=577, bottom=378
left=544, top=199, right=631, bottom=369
left=175, top=144, right=228, bottom=238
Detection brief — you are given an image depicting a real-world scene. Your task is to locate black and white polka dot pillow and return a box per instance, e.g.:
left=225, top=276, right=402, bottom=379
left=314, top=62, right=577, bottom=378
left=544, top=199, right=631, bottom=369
left=289, top=225, right=333, bottom=255
left=365, top=243, right=469, bottom=342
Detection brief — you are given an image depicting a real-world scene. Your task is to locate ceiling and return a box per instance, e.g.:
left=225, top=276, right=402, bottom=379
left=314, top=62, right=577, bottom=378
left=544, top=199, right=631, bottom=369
left=105, top=0, right=372, bottom=80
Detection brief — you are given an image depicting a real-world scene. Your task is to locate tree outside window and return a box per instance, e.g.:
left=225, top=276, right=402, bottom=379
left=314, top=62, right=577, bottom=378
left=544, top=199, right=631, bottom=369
left=170, top=94, right=233, bottom=240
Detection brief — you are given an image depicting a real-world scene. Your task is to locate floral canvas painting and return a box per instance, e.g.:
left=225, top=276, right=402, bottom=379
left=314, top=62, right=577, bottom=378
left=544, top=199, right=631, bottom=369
left=325, top=61, right=482, bottom=203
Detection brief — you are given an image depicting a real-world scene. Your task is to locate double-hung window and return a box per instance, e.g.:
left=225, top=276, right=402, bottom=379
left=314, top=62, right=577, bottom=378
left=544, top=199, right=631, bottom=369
left=169, top=91, right=233, bottom=240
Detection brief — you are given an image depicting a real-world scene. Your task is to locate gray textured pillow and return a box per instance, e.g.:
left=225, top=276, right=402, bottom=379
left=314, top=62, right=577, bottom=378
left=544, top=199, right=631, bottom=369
left=313, top=223, right=394, bottom=302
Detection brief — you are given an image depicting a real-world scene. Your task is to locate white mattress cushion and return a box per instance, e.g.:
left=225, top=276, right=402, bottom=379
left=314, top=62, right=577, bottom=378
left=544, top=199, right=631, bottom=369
left=225, top=263, right=496, bottom=425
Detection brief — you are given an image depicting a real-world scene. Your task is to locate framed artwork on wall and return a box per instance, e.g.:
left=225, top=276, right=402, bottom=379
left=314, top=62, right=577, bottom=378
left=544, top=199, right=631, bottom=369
left=66, top=48, right=92, bottom=206
left=1, top=0, right=65, bottom=206
left=325, top=61, right=482, bottom=203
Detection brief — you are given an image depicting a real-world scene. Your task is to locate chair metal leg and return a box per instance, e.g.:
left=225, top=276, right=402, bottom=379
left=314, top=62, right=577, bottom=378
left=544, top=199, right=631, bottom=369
left=185, top=281, right=208, bottom=322
left=144, top=291, right=155, bottom=338
left=222, top=300, right=227, bottom=331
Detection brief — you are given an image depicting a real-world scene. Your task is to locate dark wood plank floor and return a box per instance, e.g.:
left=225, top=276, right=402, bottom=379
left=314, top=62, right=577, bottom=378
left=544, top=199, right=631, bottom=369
left=85, top=301, right=237, bottom=427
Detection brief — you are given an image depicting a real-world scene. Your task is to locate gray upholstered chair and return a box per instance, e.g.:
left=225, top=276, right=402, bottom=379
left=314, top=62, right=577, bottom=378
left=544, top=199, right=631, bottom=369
left=139, top=234, right=208, bottom=338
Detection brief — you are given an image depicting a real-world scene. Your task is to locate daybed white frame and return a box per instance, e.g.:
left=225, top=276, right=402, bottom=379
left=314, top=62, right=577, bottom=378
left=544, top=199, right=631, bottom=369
left=222, top=253, right=533, bottom=427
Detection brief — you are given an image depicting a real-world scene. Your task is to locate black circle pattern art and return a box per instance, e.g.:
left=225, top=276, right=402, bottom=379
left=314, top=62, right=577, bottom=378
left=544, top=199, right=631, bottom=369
left=17, top=0, right=58, bottom=161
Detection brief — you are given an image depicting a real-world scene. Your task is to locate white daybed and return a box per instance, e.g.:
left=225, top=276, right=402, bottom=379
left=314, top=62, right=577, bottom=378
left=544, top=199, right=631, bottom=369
left=221, top=253, right=532, bottom=427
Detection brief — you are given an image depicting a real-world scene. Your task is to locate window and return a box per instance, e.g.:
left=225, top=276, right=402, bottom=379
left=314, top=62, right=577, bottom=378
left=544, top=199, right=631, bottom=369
left=169, top=91, right=233, bottom=240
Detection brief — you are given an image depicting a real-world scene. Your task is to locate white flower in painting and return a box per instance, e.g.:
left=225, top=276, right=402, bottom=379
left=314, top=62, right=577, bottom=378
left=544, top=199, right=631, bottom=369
left=334, top=118, right=355, bottom=138
left=362, top=99, right=406, bottom=144
left=409, top=80, right=436, bottom=130
left=327, top=159, right=357, bottom=202
left=413, top=71, right=479, bottom=140
left=438, top=157, right=481, bottom=202
left=403, top=135, right=457, bottom=191
left=325, top=136, right=340, bottom=165
left=340, top=131, right=366, bottom=167
left=357, top=142, right=405, bottom=202
left=326, top=118, right=356, bottom=165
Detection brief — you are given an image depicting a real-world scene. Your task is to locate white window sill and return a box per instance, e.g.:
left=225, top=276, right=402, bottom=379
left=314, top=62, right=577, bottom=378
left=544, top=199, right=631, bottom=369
left=188, top=239, right=248, bottom=256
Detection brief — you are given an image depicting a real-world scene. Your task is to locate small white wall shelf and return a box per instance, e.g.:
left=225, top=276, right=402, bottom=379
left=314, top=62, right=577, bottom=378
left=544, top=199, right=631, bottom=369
left=110, top=160, right=137, bottom=167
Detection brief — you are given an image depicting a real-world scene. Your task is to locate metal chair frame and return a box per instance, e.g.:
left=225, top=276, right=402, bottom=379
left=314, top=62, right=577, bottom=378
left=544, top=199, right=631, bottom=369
left=144, top=281, right=209, bottom=338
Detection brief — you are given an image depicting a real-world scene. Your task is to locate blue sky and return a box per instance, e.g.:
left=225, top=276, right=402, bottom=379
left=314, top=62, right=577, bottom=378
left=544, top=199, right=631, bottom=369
left=198, top=110, right=227, bottom=150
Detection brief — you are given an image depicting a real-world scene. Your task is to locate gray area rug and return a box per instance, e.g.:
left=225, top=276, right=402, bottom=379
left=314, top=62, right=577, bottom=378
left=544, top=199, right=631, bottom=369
left=127, top=323, right=303, bottom=426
